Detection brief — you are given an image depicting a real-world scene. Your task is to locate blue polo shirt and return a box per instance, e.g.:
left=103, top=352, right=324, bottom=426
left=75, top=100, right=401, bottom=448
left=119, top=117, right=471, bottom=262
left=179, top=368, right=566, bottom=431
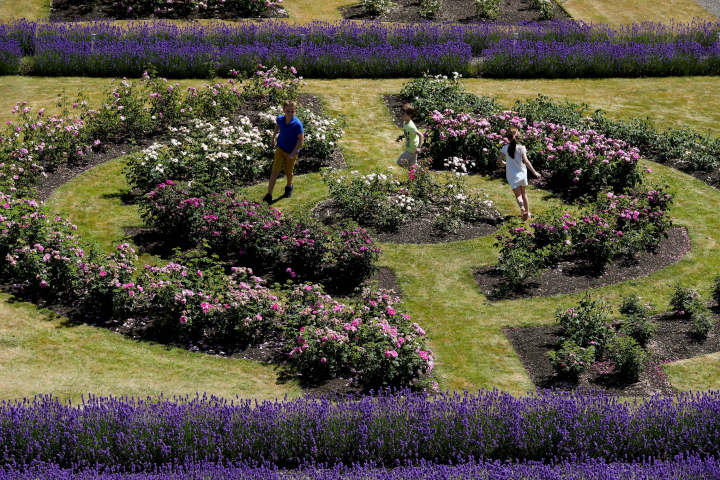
left=276, top=115, right=304, bottom=154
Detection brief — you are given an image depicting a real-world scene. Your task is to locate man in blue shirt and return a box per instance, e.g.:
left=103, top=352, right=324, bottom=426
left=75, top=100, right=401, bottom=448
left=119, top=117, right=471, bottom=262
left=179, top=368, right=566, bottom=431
left=263, top=100, right=304, bottom=203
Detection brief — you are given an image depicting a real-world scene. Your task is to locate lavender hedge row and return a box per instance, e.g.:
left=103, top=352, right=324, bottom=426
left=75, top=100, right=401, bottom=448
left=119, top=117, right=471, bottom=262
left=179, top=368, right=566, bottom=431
left=2, top=390, right=720, bottom=470
left=31, top=37, right=472, bottom=78
left=484, top=39, right=720, bottom=78
left=2, top=19, right=720, bottom=78
left=29, top=19, right=720, bottom=52
left=3, top=456, right=720, bottom=479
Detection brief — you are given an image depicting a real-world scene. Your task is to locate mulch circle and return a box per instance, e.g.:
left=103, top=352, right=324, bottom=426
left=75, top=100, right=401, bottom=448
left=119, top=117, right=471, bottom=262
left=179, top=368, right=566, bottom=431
left=313, top=198, right=502, bottom=244
left=474, top=227, right=691, bottom=301
left=341, top=0, right=568, bottom=23
left=505, top=305, right=720, bottom=396
left=49, top=0, right=288, bottom=21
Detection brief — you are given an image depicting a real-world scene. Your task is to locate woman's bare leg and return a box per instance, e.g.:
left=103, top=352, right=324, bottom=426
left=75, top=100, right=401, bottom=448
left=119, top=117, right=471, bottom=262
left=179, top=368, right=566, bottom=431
left=521, top=187, right=530, bottom=219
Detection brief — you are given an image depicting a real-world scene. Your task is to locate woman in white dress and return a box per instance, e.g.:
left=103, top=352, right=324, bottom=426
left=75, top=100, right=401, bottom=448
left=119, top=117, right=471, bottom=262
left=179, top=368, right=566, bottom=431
left=496, top=128, right=541, bottom=221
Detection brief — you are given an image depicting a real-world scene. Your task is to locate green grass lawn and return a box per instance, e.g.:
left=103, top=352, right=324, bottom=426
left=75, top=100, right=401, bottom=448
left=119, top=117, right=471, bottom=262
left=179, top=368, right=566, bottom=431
left=561, top=0, right=715, bottom=26
left=1, top=76, right=711, bottom=399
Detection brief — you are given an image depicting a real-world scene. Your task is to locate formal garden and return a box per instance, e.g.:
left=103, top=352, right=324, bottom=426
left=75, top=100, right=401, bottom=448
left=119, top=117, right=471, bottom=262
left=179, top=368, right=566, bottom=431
left=0, top=0, right=720, bottom=475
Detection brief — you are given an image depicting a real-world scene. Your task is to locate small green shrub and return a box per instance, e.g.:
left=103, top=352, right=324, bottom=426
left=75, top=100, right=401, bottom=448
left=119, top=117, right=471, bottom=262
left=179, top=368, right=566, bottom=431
left=548, top=341, right=595, bottom=378
left=619, top=315, right=656, bottom=348
left=605, top=335, right=648, bottom=381
left=619, top=295, right=653, bottom=318
left=669, top=283, right=703, bottom=316
left=690, top=310, right=716, bottom=340
left=419, top=0, right=441, bottom=18
left=556, top=293, right=615, bottom=352
left=531, top=0, right=556, bottom=19
left=475, top=0, right=500, bottom=19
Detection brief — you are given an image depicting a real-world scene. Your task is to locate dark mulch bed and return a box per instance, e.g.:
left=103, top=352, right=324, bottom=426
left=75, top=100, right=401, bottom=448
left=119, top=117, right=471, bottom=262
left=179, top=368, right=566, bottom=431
left=341, top=0, right=567, bottom=23
left=505, top=304, right=720, bottom=396
left=34, top=93, right=345, bottom=202
left=49, top=0, right=287, bottom=22
left=313, top=198, right=502, bottom=244
left=655, top=156, right=720, bottom=192
left=474, top=227, right=691, bottom=301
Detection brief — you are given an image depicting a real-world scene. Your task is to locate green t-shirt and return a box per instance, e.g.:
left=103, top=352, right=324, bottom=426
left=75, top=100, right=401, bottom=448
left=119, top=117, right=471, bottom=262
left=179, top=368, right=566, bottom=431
left=403, top=120, right=422, bottom=153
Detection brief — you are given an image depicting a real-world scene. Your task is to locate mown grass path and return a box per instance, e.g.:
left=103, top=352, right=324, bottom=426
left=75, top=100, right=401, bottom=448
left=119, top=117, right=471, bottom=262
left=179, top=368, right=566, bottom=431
left=0, top=77, right=704, bottom=398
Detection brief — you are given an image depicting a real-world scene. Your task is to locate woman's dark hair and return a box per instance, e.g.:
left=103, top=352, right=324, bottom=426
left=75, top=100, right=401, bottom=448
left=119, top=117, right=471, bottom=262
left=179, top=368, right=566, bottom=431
left=506, top=128, right=520, bottom=159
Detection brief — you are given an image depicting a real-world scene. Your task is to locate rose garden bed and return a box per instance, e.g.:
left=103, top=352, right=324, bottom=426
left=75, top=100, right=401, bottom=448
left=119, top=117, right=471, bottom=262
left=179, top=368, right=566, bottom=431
left=506, top=304, right=720, bottom=396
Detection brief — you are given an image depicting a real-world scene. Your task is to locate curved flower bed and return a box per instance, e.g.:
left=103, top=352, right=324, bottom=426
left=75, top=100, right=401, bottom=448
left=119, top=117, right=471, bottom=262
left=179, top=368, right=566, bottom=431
left=425, top=109, right=643, bottom=195
left=494, top=186, right=674, bottom=289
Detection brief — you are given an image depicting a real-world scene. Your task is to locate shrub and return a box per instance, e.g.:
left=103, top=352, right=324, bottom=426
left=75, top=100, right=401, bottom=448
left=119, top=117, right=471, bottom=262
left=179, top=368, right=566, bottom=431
left=690, top=310, right=716, bottom=340
left=323, top=165, right=496, bottom=234
left=475, top=0, right=500, bottom=19
left=556, top=293, right=615, bottom=352
left=242, top=65, right=306, bottom=106
left=283, top=284, right=433, bottom=387
left=619, top=315, right=656, bottom=348
left=532, top=0, right=556, bottom=20
left=605, top=334, right=648, bottom=380
left=399, top=74, right=499, bottom=122
left=669, top=282, right=703, bottom=317
left=0, top=38, right=22, bottom=75
left=618, top=294, right=653, bottom=318
left=420, top=0, right=441, bottom=18
left=362, top=0, right=393, bottom=16
left=548, top=340, right=595, bottom=377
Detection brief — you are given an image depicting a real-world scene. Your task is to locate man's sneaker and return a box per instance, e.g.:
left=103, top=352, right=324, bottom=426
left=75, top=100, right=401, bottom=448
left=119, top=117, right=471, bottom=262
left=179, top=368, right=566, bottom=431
left=284, top=184, right=294, bottom=198
left=262, top=193, right=272, bottom=204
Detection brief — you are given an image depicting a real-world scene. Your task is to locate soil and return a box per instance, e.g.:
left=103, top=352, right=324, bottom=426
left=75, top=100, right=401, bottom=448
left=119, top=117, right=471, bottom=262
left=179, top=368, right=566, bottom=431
left=654, top=156, right=720, bottom=192
left=341, top=0, right=568, bottom=23
left=474, top=227, right=691, bottom=301
left=33, top=93, right=345, bottom=202
left=49, top=0, right=288, bottom=22
left=385, top=94, right=430, bottom=131
left=505, top=304, right=720, bottom=396
left=313, top=198, right=502, bottom=244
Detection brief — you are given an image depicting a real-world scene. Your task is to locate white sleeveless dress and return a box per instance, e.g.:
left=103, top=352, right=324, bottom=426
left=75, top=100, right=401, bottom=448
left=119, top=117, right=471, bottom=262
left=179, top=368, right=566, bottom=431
left=501, top=144, right=528, bottom=189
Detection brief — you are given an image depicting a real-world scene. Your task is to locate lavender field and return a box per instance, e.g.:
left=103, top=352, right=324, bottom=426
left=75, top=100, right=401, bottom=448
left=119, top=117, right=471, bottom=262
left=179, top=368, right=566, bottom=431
left=0, top=19, right=719, bottom=77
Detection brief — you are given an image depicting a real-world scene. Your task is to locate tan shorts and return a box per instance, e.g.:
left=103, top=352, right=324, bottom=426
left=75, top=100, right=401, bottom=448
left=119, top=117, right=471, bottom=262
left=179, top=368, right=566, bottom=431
left=397, top=150, right=417, bottom=168
left=272, top=147, right=297, bottom=175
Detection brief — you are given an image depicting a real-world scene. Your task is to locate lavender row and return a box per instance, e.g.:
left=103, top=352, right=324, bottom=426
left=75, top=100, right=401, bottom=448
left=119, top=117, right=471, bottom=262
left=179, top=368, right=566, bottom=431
left=484, top=39, right=720, bottom=78
left=3, top=456, right=720, bottom=479
left=2, top=390, right=720, bottom=469
left=32, top=37, right=472, bottom=78
left=4, top=18, right=720, bottom=55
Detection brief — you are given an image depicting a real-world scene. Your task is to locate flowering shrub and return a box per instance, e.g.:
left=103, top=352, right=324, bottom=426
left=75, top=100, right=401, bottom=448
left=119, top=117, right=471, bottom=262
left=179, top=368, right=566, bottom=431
left=531, top=0, right=556, bottom=20
left=475, top=0, right=500, bottom=19
left=494, top=186, right=674, bottom=287
left=556, top=294, right=615, bottom=353
left=258, top=105, right=345, bottom=163
left=140, top=182, right=381, bottom=285
left=548, top=340, right=595, bottom=377
left=362, top=0, right=393, bottom=16
left=618, top=294, right=653, bottom=318
left=242, top=65, right=306, bottom=105
left=419, top=0, right=441, bottom=18
left=399, top=73, right=499, bottom=122
left=323, top=164, right=496, bottom=234
left=668, top=282, right=703, bottom=317
left=426, top=109, right=643, bottom=194
left=0, top=38, right=21, bottom=75
left=283, top=283, right=433, bottom=387
left=124, top=117, right=267, bottom=194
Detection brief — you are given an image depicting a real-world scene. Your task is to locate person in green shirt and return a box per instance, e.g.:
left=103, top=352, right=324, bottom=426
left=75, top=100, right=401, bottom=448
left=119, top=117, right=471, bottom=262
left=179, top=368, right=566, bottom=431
left=395, top=104, right=424, bottom=168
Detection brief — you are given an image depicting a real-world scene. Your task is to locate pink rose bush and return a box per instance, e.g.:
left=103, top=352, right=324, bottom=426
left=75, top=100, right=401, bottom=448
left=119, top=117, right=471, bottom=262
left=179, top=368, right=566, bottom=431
left=494, top=186, right=674, bottom=289
left=425, top=109, right=643, bottom=194
left=140, top=181, right=381, bottom=286
left=283, top=283, right=433, bottom=387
